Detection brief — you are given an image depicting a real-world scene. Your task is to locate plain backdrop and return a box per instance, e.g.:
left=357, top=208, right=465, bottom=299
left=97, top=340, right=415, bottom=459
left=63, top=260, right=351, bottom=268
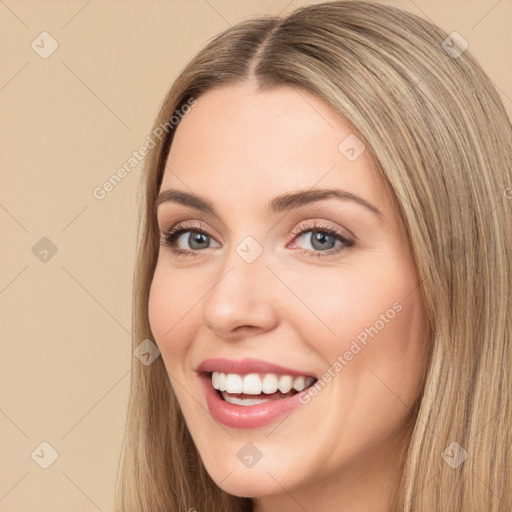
left=1, top=0, right=511, bottom=510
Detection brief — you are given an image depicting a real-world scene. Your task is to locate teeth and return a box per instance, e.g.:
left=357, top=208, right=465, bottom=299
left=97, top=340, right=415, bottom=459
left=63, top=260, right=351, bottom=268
left=211, top=372, right=315, bottom=395
left=218, top=372, right=226, bottom=391
left=243, top=373, right=262, bottom=394
left=222, top=393, right=273, bottom=406
left=278, top=375, right=293, bottom=393
left=225, top=373, right=243, bottom=393
left=292, top=376, right=306, bottom=392
left=262, top=374, right=279, bottom=394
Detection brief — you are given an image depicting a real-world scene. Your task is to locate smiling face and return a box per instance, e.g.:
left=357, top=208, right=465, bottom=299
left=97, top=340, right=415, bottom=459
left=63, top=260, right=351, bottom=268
left=148, top=81, right=430, bottom=510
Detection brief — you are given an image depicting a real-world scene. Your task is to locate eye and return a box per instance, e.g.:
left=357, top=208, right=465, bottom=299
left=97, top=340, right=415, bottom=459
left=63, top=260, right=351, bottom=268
left=290, top=221, right=355, bottom=258
left=160, top=221, right=220, bottom=258
left=159, top=220, right=355, bottom=259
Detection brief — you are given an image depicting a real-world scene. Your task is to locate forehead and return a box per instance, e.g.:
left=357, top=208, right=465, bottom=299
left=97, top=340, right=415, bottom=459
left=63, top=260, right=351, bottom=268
left=160, top=82, right=387, bottom=216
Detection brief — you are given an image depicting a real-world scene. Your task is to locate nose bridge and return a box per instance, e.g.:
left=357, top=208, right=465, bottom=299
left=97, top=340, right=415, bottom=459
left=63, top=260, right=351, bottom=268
left=217, top=230, right=268, bottom=289
left=201, top=233, right=276, bottom=336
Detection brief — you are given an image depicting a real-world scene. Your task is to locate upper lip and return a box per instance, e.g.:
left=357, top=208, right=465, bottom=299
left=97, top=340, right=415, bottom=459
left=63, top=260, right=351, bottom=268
left=196, top=358, right=317, bottom=378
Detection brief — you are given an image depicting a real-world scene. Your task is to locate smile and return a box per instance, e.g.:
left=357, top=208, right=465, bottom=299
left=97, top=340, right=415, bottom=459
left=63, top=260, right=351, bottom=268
left=195, top=358, right=319, bottom=429
left=212, top=372, right=316, bottom=405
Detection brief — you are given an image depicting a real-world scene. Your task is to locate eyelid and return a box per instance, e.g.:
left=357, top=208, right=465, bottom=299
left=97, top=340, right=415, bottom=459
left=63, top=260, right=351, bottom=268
left=162, top=220, right=221, bottom=241
left=159, top=218, right=355, bottom=258
left=159, top=218, right=352, bottom=241
left=288, top=220, right=355, bottom=256
left=290, top=219, right=355, bottom=242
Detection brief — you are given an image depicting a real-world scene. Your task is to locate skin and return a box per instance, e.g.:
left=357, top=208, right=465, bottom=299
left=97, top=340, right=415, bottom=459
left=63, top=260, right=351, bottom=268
left=148, top=81, right=430, bottom=512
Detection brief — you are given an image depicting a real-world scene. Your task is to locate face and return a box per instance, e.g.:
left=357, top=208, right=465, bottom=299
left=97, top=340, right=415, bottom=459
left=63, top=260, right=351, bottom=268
left=148, top=82, right=429, bottom=510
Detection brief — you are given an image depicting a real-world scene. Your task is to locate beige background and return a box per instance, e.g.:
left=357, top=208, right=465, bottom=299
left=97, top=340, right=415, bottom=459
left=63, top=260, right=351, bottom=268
left=0, top=0, right=510, bottom=510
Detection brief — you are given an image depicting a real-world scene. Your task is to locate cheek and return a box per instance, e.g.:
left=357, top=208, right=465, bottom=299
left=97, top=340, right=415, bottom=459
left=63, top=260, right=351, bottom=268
left=281, top=261, right=410, bottom=345
left=326, top=271, right=428, bottom=413
left=285, top=259, right=428, bottom=397
left=365, top=287, right=429, bottom=395
left=147, top=264, right=199, bottom=364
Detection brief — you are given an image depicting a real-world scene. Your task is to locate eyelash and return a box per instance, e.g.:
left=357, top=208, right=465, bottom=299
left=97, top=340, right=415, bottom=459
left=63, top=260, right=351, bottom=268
left=159, top=220, right=355, bottom=259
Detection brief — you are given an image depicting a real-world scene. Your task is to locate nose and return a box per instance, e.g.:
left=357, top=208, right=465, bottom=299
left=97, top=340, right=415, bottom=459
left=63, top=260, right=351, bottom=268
left=201, top=242, right=279, bottom=341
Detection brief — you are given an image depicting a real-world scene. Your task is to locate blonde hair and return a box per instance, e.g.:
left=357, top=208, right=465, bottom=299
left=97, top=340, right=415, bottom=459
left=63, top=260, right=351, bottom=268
left=115, top=1, right=512, bottom=510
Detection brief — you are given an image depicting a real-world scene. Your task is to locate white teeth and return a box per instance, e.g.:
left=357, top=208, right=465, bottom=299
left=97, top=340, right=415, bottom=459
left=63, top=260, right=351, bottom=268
left=222, top=393, right=273, bottom=406
left=278, top=375, right=293, bottom=393
left=211, top=372, right=315, bottom=395
left=225, top=373, right=243, bottom=393
left=242, top=373, right=262, bottom=395
left=262, top=374, right=279, bottom=394
left=292, top=376, right=307, bottom=392
left=218, top=372, right=226, bottom=391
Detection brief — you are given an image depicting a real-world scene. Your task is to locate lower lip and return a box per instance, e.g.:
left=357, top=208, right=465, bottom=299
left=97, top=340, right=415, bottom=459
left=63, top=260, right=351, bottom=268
left=198, top=373, right=311, bottom=429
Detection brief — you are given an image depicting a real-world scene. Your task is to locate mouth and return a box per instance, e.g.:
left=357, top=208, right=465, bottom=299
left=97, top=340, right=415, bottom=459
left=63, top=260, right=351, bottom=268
left=207, top=371, right=318, bottom=406
left=195, top=358, right=319, bottom=428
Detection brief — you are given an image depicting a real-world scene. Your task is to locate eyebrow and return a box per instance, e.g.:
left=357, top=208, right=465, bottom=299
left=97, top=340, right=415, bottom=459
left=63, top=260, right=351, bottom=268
left=155, top=188, right=383, bottom=219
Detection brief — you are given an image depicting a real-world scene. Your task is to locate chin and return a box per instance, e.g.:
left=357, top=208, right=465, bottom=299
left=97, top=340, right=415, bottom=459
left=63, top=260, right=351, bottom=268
left=211, top=468, right=284, bottom=498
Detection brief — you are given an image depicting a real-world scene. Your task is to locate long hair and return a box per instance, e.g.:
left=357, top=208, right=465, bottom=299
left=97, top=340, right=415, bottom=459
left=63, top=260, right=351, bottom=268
left=114, top=1, right=512, bottom=510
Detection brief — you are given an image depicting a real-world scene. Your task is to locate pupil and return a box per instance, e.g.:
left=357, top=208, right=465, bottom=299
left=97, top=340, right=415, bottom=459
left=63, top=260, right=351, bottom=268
left=312, top=231, right=335, bottom=250
left=189, top=232, right=209, bottom=249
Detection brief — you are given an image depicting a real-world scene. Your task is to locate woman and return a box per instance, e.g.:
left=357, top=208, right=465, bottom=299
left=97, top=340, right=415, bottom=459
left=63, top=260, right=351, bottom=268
left=115, top=1, right=512, bottom=510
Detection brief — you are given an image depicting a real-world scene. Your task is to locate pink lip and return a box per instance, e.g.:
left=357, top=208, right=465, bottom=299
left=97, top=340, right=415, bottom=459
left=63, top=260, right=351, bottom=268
left=198, top=372, right=313, bottom=429
left=195, top=357, right=317, bottom=378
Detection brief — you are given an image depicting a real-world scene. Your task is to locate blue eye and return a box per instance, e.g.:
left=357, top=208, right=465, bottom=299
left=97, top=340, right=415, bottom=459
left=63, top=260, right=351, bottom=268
left=160, top=221, right=354, bottom=259
left=289, top=221, right=354, bottom=258
left=291, top=228, right=353, bottom=257
left=161, top=227, right=219, bottom=257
